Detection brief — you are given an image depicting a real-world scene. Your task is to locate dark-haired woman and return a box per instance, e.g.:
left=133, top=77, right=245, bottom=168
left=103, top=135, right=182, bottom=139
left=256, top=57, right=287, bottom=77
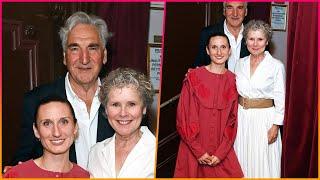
left=4, top=96, right=89, bottom=178
left=174, top=33, right=243, bottom=177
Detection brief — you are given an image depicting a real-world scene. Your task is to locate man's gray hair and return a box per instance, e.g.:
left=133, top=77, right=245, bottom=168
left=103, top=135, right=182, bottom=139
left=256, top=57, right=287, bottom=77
left=59, top=11, right=110, bottom=52
left=223, top=2, right=248, bottom=10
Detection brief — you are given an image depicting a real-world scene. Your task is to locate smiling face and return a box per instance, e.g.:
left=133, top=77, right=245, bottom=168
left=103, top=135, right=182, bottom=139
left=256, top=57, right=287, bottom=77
left=64, top=23, right=107, bottom=88
left=105, top=86, right=146, bottom=138
left=246, top=29, right=268, bottom=57
left=223, top=2, right=247, bottom=29
left=206, top=36, right=231, bottom=65
left=33, top=102, right=78, bottom=156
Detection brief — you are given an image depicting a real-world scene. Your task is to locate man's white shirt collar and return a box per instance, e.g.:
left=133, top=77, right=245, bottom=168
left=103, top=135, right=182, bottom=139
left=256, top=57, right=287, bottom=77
left=223, top=20, right=244, bottom=73
left=65, top=72, right=101, bottom=101
left=223, top=20, right=244, bottom=43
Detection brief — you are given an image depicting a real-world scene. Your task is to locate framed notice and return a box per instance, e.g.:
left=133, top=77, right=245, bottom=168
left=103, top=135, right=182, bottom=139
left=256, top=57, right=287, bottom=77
left=147, top=44, right=161, bottom=92
left=270, top=4, right=287, bottom=31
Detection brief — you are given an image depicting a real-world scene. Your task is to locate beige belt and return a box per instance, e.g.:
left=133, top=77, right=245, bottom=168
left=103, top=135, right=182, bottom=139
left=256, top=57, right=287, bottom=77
left=238, top=96, right=274, bottom=109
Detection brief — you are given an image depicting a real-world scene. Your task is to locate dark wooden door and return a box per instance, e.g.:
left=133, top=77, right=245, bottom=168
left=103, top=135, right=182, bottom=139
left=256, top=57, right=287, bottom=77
left=2, top=2, right=98, bottom=167
left=2, top=3, right=56, bottom=166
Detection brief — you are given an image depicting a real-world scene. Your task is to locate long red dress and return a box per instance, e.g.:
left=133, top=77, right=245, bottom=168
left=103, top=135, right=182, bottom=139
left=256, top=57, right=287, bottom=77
left=174, top=67, right=243, bottom=177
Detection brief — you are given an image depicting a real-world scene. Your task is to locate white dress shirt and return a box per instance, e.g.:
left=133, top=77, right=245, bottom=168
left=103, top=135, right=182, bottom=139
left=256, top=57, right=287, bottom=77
left=234, top=51, right=286, bottom=125
left=65, top=73, right=101, bottom=170
left=88, top=126, right=156, bottom=178
left=224, top=20, right=244, bottom=73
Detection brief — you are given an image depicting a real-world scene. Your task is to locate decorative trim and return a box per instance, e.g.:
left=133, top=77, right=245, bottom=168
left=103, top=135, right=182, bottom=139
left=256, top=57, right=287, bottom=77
left=158, top=131, right=179, bottom=148
left=156, top=153, right=177, bottom=169
left=160, top=94, right=180, bottom=108
left=3, top=19, right=39, bottom=89
left=205, top=3, right=211, bottom=27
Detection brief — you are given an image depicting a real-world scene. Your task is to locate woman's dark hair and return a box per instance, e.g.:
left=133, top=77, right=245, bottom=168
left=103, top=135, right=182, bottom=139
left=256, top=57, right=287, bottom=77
left=206, top=32, right=231, bottom=48
left=34, top=95, right=76, bottom=128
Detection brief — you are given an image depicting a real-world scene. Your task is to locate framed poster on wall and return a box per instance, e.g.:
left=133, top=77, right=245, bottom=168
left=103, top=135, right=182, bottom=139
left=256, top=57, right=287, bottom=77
left=147, top=44, right=161, bottom=92
left=270, top=4, right=287, bottom=31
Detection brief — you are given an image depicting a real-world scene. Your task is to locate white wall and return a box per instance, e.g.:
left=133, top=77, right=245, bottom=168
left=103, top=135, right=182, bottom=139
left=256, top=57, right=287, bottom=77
left=270, top=2, right=289, bottom=67
left=148, top=2, right=164, bottom=44
left=148, top=2, right=164, bottom=133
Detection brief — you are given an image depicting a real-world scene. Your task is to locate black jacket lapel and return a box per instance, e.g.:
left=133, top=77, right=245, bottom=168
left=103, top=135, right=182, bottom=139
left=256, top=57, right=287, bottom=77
left=97, top=105, right=115, bottom=142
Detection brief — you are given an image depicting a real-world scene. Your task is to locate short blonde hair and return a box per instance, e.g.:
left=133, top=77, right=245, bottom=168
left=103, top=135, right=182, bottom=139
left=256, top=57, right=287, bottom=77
left=243, top=20, right=272, bottom=42
left=99, top=68, right=154, bottom=108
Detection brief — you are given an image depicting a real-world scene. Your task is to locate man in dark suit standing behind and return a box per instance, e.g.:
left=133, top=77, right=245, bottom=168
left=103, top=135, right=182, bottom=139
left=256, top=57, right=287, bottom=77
left=194, top=2, right=249, bottom=72
left=5, top=11, right=114, bottom=171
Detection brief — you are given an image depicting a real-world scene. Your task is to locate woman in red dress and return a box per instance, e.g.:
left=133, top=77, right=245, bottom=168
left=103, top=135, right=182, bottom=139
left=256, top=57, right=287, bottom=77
left=4, top=96, right=89, bottom=178
left=174, top=33, right=243, bottom=177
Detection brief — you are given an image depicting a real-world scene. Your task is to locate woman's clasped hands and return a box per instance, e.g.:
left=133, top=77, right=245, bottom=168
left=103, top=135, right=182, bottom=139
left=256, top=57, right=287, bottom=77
left=198, top=152, right=221, bottom=166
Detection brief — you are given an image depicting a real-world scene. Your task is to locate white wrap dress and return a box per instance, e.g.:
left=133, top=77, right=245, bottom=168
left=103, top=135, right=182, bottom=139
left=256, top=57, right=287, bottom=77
left=87, top=126, right=155, bottom=178
left=234, top=51, right=285, bottom=178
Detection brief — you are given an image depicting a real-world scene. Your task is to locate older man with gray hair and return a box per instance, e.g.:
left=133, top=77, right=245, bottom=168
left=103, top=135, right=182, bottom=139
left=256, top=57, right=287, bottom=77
left=194, top=2, right=249, bottom=73
left=8, top=11, right=115, bottom=171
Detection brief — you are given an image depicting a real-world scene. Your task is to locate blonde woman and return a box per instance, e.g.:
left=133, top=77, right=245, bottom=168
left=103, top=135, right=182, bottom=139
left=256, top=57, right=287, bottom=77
left=88, top=68, right=156, bottom=178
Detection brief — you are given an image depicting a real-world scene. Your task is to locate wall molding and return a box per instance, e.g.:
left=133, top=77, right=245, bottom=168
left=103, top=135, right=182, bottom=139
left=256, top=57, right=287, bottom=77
left=3, top=19, right=39, bottom=89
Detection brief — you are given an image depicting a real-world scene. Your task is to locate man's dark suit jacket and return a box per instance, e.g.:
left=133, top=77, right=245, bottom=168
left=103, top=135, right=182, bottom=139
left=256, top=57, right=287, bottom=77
left=193, top=20, right=250, bottom=67
left=11, top=77, right=115, bottom=165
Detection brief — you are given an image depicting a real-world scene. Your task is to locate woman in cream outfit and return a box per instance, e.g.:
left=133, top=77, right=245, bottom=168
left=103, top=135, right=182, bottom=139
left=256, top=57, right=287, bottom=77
left=88, top=68, right=155, bottom=178
left=234, top=20, right=285, bottom=178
